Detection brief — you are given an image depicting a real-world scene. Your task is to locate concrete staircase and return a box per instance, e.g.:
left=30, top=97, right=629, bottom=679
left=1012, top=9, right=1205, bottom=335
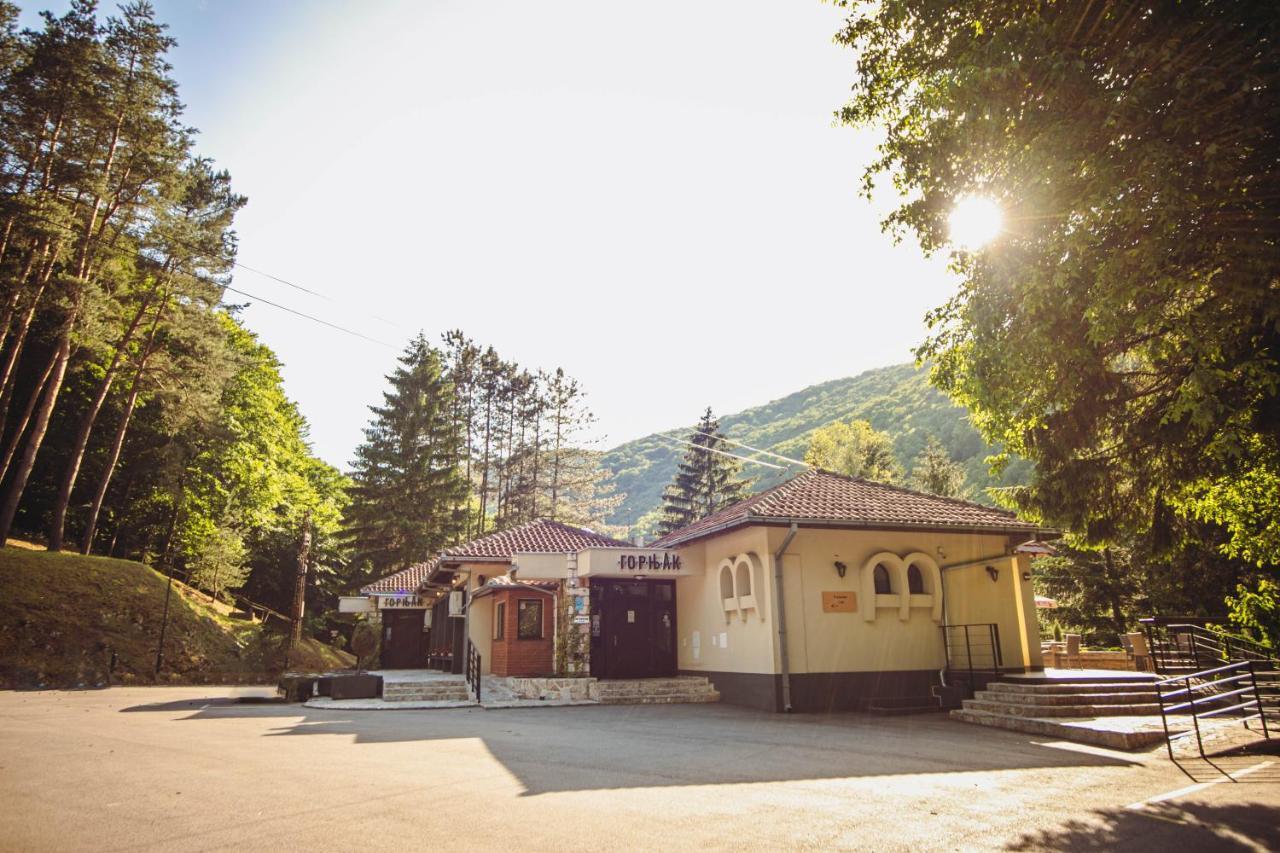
left=381, top=679, right=473, bottom=703
left=593, top=676, right=720, bottom=705
left=951, top=676, right=1171, bottom=750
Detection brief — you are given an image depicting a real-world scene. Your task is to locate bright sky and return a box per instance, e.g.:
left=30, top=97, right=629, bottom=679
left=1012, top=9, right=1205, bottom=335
left=25, top=0, right=956, bottom=468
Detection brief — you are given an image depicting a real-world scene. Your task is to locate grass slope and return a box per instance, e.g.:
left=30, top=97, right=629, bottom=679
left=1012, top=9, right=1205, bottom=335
left=601, top=363, right=1033, bottom=529
left=0, top=547, right=354, bottom=689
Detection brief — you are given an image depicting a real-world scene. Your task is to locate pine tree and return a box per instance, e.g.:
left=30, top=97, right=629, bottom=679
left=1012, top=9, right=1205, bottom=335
left=345, top=335, right=469, bottom=574
left=910, top=436, right=967, bottom=498
left=658, top=408, right=750, bottom=536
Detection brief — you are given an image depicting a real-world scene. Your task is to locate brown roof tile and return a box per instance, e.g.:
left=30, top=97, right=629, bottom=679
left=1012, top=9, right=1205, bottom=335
left=360, top=557, right=438, bottom=595
left=441, top=519, right=632, bottom=560
left=650, top=469, right=1040, bottom=547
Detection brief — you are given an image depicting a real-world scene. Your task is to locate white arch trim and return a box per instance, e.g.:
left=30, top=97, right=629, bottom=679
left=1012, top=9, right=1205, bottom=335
left=733, top=552, right=764, bottom=622
left=861, top=552, right=908, bottom=622
left=903, top=552, right=944, bottom=623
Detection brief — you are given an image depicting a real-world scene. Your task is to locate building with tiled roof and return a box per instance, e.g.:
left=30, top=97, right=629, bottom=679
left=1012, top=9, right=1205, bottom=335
left=651, top=468, right=1039, bottom=548
left=341, top=471, right=1052, bottom=713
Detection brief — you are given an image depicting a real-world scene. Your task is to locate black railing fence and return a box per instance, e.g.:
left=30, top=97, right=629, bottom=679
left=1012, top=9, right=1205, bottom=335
left=942, top=623, right=1003, bottom=695
left=465, top=639, right=481, bottom=703
left=1140, top=618, right=1274, bottom=676
left=1155, top=659, right=1272, bottom=759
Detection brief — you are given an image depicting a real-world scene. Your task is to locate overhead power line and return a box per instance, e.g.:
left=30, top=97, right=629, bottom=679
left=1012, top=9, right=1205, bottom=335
left=654, top=433, right=786, bottom=470
left=232, top=261, right=406, bottom=330
left=221, top=285, right=398, bottom=349
left=8, top=206, right=403, bottom=350
left=692, top=429, right=808, bottom=468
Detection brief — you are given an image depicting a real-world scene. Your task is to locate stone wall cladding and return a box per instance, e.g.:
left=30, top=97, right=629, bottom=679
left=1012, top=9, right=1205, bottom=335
left=506, top=677, right=598, bottom=702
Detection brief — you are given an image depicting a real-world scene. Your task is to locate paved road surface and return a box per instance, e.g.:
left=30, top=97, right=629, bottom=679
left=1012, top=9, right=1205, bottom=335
left=1, top=687, right=1276, bottom=851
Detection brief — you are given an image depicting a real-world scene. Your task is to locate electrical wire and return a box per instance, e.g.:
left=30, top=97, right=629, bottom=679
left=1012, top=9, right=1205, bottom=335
left=221, top=285, right=398, bottom=349
left=5, top=205, right=403, bottom=350
left=653, top=432, right=786, bottom=470
left=691, top=429, right=808, bottom=467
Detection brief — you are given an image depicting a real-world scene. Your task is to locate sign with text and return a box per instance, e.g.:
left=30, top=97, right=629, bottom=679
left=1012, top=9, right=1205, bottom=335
left=576, top=547, right=701, bottom=577
left=821, top=591, right=857, bottom=613
left=617, top=552, right=682, bottom=573
left=376, top=594, right=425, bottom=609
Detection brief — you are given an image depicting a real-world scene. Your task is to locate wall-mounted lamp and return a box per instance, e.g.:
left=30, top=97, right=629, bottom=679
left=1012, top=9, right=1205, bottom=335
left=985, top=565, right=1000, bottom=583
left=834, top=561, right=848, bottom=579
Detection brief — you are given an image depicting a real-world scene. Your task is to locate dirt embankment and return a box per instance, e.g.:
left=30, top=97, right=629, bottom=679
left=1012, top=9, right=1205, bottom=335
left=0, top=547, right=354, bottom=689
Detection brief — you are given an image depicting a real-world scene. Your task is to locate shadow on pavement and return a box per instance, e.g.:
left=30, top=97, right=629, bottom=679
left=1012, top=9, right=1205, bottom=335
left=1004, top=801, right=1280, bottom=851
left=119, top=697, right=1146, bottom=795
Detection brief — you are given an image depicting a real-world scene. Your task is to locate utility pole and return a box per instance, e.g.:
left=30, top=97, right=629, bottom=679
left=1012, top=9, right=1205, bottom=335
left=153, top=473, right=186, bottom=678
left=284, top=510, right=311, bottom=670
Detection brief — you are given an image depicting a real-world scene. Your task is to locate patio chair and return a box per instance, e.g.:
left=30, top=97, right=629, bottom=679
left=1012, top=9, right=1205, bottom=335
left=1125, top=631, right=1150, bottom=672
left=1064, top=633, right=1082, bottom=669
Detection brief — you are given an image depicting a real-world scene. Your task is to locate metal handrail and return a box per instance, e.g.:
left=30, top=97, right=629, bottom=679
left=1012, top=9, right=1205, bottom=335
left=941, top=623, right=1003, bottom=698
left=465, top=639, right=481, bottom=703
left=1155, top=659, right=1271, bottom=759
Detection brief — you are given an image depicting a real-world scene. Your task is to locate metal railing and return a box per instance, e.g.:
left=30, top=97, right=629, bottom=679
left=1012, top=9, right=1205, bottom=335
left=942, top=623, right=1003, bottom=695
left=1155, top=659, right=1272, bottom=760
left=465, top=639, right=481, bottom=703
left=1140, top=619, right=1275, bottom=676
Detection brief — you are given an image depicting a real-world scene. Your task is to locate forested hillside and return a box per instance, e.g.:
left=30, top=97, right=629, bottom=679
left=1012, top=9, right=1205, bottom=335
left=601, top=363, right=1032, bottom=530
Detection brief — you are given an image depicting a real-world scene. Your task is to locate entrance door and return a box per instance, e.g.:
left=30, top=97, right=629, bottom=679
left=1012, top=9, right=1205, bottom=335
left=380, top=610, right=427, bottom=668
left=592, top=580, right=677, bottom=679
left=609, top=581, right=652, bottom=678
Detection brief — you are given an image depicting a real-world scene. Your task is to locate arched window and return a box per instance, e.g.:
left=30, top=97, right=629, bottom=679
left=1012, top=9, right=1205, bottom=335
left=873, top=564, right=892, bottom=594
left=907, top=565, right=925, bottom=594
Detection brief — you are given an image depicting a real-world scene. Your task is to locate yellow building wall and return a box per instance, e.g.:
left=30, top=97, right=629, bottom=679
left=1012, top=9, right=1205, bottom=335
left=675, top=526, right=780, bottom=675
left=673, top=524, right=1044, bottom=677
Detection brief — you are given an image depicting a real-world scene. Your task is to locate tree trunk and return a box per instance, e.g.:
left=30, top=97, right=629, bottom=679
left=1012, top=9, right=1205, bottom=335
left=0, top=329, right=72, bottom=544
left=0, top=240, right=55, bottom=431
left=80, top=350, right=150, bottom=554
left=0, top=345, right=57, bottom=485
left=48, top=288, right=161, bottom=550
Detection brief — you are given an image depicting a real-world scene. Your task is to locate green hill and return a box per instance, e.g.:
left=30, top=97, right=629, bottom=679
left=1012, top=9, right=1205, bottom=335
left=601, top=363, right=1032, bottom=530
left=0, top=547, right=354, bottom=689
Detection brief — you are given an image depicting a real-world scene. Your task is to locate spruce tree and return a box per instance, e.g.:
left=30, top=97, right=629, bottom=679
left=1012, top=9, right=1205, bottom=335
left=910, top=437, right=967, bottom=498
left=346, top=335, right=469, bottom=574
left=658, top=408, right=750, bottom=536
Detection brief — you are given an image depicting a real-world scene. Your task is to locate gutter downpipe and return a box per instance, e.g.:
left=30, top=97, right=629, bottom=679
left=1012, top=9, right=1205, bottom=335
left=773, top=523, right=799, bottom=713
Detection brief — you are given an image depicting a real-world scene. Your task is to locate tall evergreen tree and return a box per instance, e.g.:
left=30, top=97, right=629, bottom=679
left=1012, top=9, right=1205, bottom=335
left=910, top=436, right=967, bottom=498
left=345, top=335, right=468, bottom=575
left=658, top=408, right=750, bottom=536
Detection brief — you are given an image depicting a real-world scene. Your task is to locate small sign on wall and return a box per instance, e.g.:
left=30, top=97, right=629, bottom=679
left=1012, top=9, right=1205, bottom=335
left=822, top=591, right=857, bottom=613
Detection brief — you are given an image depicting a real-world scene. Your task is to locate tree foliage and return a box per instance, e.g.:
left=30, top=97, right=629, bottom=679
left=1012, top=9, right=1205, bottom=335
left=657, top=408, right=751, bottom=537
left=804, top=418, right=901, bottom=483
left=0, top=4, right=348, bottom=640
left=911, top=436, right=967, bottom=498
left=346, top=335, right=470, bottom=578
left=835, top=2, right=1280, bottom=568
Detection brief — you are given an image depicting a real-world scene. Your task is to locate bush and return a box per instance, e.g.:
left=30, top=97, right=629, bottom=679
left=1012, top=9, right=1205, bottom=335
left=350, top=620, right=379, bottom=669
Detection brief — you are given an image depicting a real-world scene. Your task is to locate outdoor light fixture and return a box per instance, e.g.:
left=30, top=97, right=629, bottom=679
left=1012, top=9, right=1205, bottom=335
left=834, top=561, right=848, bottom=579
left=985, top=565, right=1000, bottom=583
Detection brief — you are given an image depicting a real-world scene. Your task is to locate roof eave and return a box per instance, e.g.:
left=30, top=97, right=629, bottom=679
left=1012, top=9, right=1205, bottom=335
left=660, top=513, right=1045, bottom=548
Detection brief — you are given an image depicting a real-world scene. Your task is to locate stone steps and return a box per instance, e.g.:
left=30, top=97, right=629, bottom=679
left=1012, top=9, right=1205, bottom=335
left=985, top=681, right=1157, bottom=695
left=975, top=688, right=1158, bottom=705
left=963, top=699, right=1162, bottom=717
left=951, top=709, right=1169, bottom=751
left=952, top=676, right=1173, bottom=750
left=382, top=683, right=471, bottom=702
left=593, top=677, right=720, bottom=706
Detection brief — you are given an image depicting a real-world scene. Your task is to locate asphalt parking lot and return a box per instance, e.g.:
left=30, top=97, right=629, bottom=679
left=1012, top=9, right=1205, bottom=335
left=1, top=687, right=1276, bottom=851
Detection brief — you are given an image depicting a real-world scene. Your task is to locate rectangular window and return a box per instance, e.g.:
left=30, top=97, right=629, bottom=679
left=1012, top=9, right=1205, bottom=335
left=517, top=599, right=543, bottom=640
left=494, top=601, right=505, bottom=640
